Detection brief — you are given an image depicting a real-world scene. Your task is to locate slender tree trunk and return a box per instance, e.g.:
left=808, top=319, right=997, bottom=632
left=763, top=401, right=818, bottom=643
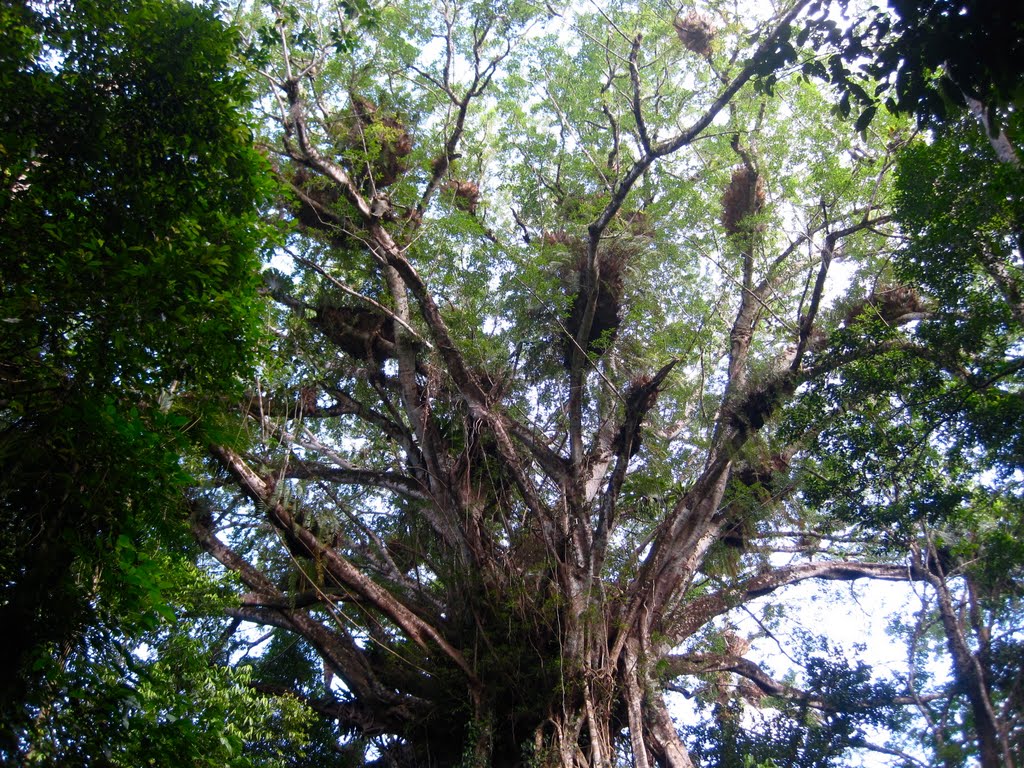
left=923, top=548, right=1013, bottom=768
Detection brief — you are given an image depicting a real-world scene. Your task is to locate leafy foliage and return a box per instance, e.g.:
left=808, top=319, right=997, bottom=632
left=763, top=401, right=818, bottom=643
left=775, top=1, right=1024, bottom=136
left=688, top=653, right=905, bottom=768
left=0, top=0, right=273, bottom=751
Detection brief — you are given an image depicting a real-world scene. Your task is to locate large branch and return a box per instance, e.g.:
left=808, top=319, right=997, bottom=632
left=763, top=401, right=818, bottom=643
left=277, top=462, right=427, bottom=500
left=665, top=652, right=937, bottom=710
left=913, top=545, right=1012, bottom=768
left=191, top=510, right=404, bottom=710
left=591, top=361, right=678, bottom=581
left=416, top=28, right=511, bottom=214
left=615, top=211, right=898, bottom=657
left=611, top=363, right=798, bottom=662
left=792, top=215, right=893, bottom=371
left=381, top=251, right=556, bottom=537
left=280, top=76, right=557, bottom=556
left=667, top=652, right=825, bottom=706
left=210, top=444, right=480, bottom=685
left=245, top=384, right=411, bottom=448
left=590, top=0, right=813, bottom=237
left=566, top=0, right=812, bottom=463
left=504, top=415, right=570, bottom=484
left=249, top=681, right=422, bottom=737
left=963, top=92, right=1021, bottom=168
left=282, top=89, right=373, bottom=222
left=669, top=560, right=930, bottom=642
left=977, top=242, right=1024, bottom=325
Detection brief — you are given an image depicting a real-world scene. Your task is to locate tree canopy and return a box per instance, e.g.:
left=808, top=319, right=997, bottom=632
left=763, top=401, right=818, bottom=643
left=0, top=0, right=278, bottom=753
left=2, top=0, right=1023, bottom=766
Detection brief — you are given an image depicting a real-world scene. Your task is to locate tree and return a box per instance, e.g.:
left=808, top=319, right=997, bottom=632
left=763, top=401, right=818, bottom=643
left=817, top=7, right=1024, bottom=758
left=7, top=0, right=1022, bottom=766
left=0, top=0, right=275, bottom=752
left=791, top=17, right=1024, bottom=760
left=848, top=111, right=1024, bottom=768
left=171, top=0, right=1024, bottom=765
left=15, top=555, right=316, bottom=767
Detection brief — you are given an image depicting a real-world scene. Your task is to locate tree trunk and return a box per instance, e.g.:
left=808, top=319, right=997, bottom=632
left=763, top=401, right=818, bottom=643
left=921, top=546, right=1014, bottom=768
